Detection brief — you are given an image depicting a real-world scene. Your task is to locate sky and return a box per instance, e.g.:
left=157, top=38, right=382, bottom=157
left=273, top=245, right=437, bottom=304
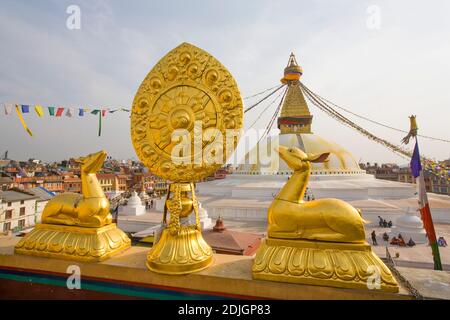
left=0, top=0, right=449, bottom=164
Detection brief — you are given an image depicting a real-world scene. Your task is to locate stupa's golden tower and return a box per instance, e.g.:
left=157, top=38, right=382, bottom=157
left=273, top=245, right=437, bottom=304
left=278, top=53, right=312, bottom=134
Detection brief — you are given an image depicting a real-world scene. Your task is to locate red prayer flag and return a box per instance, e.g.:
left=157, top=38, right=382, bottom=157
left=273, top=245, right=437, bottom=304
left=55, top=107, right=65, bottom=117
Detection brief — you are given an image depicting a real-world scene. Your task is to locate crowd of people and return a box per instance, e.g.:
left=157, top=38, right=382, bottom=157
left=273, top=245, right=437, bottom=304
left=389, top=234, right=416, bottom=247
left=371, top=231, right=416, bottom=247
left=373, top=215, right=448, bottom=248
left=371, top=229, right=448, bottom=248
left=377, top=216, right=392, bottom=228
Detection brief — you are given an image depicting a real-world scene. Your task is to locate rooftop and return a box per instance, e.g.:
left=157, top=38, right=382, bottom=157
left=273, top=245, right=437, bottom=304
left=0, top=189, right=38, bottom=202
left=27, top=187, right=55, bottom=201
left=203, top=218, right=263, bottom=255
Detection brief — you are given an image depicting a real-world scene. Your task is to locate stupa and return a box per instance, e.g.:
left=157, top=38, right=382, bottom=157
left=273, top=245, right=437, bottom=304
left=197, top=53, right=415, bottom=223
left=188, top=201, right=213, bottom=230
left=119, top=191, right=146, bottom=216
left=237, top=53, right=365, bottom=176
left=390, top=208, right=428, bottom=244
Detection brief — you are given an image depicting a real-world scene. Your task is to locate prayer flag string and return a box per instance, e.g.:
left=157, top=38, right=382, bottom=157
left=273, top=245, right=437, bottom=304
left=2, top=102, right=131, bottom=137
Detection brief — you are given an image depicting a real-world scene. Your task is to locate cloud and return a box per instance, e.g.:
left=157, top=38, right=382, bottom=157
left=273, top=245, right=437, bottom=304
left=0, top=0, right=449, bottom=163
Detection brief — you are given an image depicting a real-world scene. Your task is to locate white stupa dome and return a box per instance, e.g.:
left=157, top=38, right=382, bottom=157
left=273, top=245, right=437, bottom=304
left=119, top=191, right=146, bottom=216
left=390, top=209, right=427, bottom=244
left=395, top=212, right=424, bottom=229
left=128, top=191, right=143, bottom=206
left=236, top=133, right=365, bottom=176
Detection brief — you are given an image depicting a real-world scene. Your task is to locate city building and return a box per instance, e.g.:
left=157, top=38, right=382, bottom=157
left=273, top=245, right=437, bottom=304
left=27, top=187, right=55, bottom=223
left=360, top=162, right=401, bottom=182
left=63, top=176, right=82, bottom=193
left=398, top=166, right=449, bottom=195
left=152, top=175, right=168, bottom=195
left=0, top=189, right=37, bottom=232
left=0, top=175, right=14, bottom=191
left=97, top=173, right=116, bottom=192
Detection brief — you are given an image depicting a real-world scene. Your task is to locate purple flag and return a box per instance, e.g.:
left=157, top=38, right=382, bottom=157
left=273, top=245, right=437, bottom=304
left=410, top=141, right=422, bottom=178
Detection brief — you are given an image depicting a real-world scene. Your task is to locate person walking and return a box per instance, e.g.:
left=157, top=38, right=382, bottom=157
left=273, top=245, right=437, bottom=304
left=371, top=230, right=378, bottom=246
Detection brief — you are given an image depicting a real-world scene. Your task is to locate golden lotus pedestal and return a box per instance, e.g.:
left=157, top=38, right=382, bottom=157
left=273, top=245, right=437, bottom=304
left=146, top=182, right=213, bottom=275
left=146, top=226, right=213, bottom=275
left=14, top=223, right=131, bottom=262
left=252, top=238, right=399, bottom=293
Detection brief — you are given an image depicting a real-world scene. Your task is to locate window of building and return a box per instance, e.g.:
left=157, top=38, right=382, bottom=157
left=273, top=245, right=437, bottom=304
left=7, top=202, right=11, bottom=206
left=3, top=222, right=11, bottom=232
left=5, top=210, right=12, bottom=220
left=20, top=207, right=26, bottom=216
left=18, top=219, right=25, bottom=228
left=20, top=200, right=24, bottom=205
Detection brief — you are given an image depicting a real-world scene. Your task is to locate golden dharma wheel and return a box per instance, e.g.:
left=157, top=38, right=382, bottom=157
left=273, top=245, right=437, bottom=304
left=131, top=42, right=243, bottom=182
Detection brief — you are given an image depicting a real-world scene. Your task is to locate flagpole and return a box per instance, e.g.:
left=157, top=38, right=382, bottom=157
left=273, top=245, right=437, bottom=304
left=403, top=116, right=443, bottom=270
left=415, top=136, right=443, bottom=270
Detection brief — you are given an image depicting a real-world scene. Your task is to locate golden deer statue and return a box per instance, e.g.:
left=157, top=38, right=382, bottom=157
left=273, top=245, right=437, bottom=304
left=252, top=145, right=399, bottom=292
left=16, top=150, right=130, bottom=262
left=42, top=150, right=112, bottom=227
left=267, top=145, right=366, bottom=243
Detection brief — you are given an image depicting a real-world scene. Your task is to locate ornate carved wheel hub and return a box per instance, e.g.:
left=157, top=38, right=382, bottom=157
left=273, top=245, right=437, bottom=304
left=131, top=43, right=243, bottom=182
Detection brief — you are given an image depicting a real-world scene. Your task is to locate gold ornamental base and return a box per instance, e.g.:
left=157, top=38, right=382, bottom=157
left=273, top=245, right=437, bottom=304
left=147, top=226, right=213, bottom=275
left=15, top=223, right=131, bottom=262
left=252, top=238, right=399, bottom=293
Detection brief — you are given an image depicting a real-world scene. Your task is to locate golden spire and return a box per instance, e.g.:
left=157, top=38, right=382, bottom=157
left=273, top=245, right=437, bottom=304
left=278, top=53, right=313, bottom=134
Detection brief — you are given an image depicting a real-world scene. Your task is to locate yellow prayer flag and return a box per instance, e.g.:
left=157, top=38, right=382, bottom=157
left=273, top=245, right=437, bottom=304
left=15, top=104, right=33, bottom=136
left=34, top=105, right=44, bottom=117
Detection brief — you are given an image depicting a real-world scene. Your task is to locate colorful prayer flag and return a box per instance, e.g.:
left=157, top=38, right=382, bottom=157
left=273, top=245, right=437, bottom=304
left=55, top=107, right=64, bottom=117
left=411, top=140, right=443, bottom=270
left=15, top=105, right=33, bottom=136
left=4, top=103, right=13, bottom=115
left=91, top=109, right=100, bottom=115
left=48, top=106, right=55, bottom=116
left=34, top=105, right=44, bottom=117
left=21, top=105, right=30, bottom=113
left=79, top=108, right=84, bottom=116
left=66, top=107, right=74, bottom=117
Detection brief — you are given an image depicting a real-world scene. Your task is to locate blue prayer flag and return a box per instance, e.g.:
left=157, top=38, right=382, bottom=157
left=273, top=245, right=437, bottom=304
left=21, top=105, right=30, bottom=113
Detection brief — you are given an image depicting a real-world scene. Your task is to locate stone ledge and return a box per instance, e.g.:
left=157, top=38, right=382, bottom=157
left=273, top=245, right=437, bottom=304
left=395, top=267, right=450, bottom=300
left=0, top=236, right=412, bottom=299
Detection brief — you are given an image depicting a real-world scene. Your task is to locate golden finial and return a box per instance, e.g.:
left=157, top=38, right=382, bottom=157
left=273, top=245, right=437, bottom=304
left=409, top=115, right=418, bottom=132
left=281, top=52, right=303, bottom=84
left=401, top=115, right=418, bottom=145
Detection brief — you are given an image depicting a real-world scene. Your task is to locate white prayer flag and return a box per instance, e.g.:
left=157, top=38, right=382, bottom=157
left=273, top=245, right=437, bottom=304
left=66, top=107, right=74, bottom=117
left=3, top=103, right=13, bottom=115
